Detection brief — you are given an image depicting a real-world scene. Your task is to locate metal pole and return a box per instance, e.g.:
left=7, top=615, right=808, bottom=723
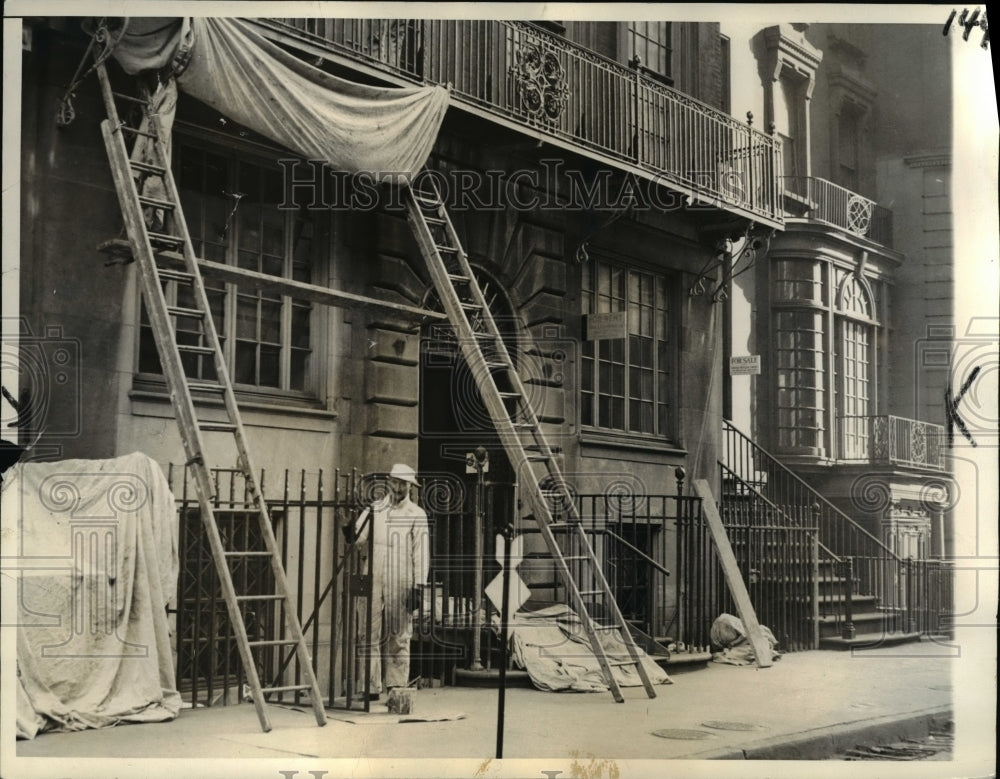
left=496, top=522, right=514, bottom=759
left=470, top=447, right=488, bottom=671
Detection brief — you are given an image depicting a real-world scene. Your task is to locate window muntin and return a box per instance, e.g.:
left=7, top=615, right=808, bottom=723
left=835, top=275, right=876, bottom=458
left=628, top=22, right=672, bottom=81
left=774, top=308, right=826, bottom=451
left=581, top=259, right=673, bottom=437
left=138, top=141, right=316, bottom=396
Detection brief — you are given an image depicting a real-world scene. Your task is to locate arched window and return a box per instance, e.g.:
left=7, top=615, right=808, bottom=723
left=835, top=274, right=877, bottom=459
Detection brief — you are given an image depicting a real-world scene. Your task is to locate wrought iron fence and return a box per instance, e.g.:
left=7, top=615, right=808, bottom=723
left=837, top=415, right=946, bottom=470
left=782, top=175, right=893, bottom=246
left=257, top=18, right=783, bottom=225
left=166, top=463, right=371, bottom=708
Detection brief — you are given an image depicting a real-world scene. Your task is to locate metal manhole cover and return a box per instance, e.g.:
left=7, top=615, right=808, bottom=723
left=651, top=728, right=715, bottom=740
left=702, top=720, right=765, bottom=731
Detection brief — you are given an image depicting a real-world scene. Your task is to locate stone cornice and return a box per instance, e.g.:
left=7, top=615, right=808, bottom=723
left=903, top=151, right=952, bottom=169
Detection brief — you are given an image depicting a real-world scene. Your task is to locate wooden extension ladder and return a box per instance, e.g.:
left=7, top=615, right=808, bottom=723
left=93, top=61, right=326, bottom=732
left=403, top=178, right=656, bottom=702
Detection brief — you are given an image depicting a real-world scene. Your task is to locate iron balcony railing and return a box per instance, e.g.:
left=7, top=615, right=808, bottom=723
left=837, top=415, right=947, bottom=470
left=781, top=175, right=893, bottom=246
left=255, top=18, right=784, bottom=226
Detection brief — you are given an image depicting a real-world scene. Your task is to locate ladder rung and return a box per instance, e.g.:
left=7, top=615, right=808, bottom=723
left=177, top=344, right=216, bottom=355
left=236, top=594, right=285, bottom=602
left=606, top=659, right=639, bottom=668
left=187, top=380, right=225, bottom=392
left=499, top=391, right=521, bottom=400
left=261, top=684, right=312, bottom=694
left=130, top=159, right=166, bottom=176
left=199, top=421, right=237, bottom=433
left=211, top=507, right=260, bottom=515
left=434, top=244, right=459, bottom=254
left=157, top=268, right=194, bottom=284
left=460, top=301, right=481, bottom=311
left=447, top=273, right=470, bottom=283
left=561, top=555, right=591, bottom=561
left=138, top=194, right=177, bottom=210
left=112, top=91, right=149, bottom=105
left=526, top=454, right=552, bottom=462
left=410, top=190, right=441, bottom=205
left=578, top=589, right=604, bottom=597
left=593, top=624, right=620, bottom=631
left=248, top=639, right=300, bottom=648
left=166, top=305, right=205, bottom=319
left=224, top=551, right=272, bottom=557
left=119, top=125, right=159, bottom=139
left=147, top=231, right=184, bottom=246
left=425, top=216, right=446, bottom=225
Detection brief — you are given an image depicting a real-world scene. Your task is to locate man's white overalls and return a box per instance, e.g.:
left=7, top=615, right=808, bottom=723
left=355, top=466, right=430, bottom=694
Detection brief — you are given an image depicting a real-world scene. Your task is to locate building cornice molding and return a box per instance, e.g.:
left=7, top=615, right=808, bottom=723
left=903, top=151, right=952, bottom=169
left=763, top=23, right=823, bottom=88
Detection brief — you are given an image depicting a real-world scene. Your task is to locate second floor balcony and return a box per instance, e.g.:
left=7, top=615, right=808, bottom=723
left=253, top=18, right=784, bottom=227
left=837, top=415, right=946, bottom=471
left=782, top=175, right=893, bottom=247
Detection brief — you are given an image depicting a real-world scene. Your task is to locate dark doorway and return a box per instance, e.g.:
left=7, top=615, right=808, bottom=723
left=418, top=269, right=518, bottom=595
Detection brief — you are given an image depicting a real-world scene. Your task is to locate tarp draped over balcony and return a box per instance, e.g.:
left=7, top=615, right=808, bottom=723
left=110, top=16, right=449, bottom=179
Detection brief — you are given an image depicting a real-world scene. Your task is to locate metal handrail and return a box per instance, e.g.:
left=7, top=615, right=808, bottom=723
left=720, top=462, right=840, bottom=561
left=723, top=419, right=900, bottom=562
left=780, top=175, right=893, bottom=245
left=254, top=17, right=784, bottom=225
left=589, top=526, right=671, bottom=579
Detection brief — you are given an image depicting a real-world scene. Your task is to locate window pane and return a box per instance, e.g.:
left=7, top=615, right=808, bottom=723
left=145, top=141, right=316, bottom=394
left=584, top=258, right=673, bottom=437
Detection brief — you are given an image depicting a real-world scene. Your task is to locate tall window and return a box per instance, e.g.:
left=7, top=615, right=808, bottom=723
left=628, top=22, right=672, bottom=82
left=138, top=140, right=317, bottom=396
left=774, top=69, right=808, bottom=186
left=772, top=260, right=825, bottom=452
left=835, top=106, right=861, bottom=192
left=835, top=274, right=876, bottom=458
left=581, top=259, right=674, bottom=437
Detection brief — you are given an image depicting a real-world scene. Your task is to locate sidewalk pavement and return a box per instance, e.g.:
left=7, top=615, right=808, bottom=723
left=11, top=640, right=963, bottom=777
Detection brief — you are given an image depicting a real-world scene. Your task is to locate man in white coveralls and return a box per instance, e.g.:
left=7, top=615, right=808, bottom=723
left=348, top=463, right=430, bottom=698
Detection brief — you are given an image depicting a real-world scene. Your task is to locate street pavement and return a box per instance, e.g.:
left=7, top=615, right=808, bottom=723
left=9, top=638, right=992, bottom=779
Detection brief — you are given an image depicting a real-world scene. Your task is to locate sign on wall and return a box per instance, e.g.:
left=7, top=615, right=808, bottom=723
left=729, top=355, right=761, bottom=375
left=584, top=312, right=627, bottom=341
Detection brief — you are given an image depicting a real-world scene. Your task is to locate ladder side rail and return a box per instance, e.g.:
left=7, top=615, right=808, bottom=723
left=405, top=189, right=654, bottom=700
left=97, top=114, right=275, bottom=731
left=97, top=62, right=325, bottom=728
left=416, top=185, right=561, bottom=461
left=136, top=83, right=326, bottom=721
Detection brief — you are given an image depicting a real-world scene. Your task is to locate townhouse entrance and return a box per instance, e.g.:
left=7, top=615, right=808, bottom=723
left=417, top=268, right=517, bottom=632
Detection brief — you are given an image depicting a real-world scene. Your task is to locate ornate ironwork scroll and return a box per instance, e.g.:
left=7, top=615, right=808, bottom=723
left=510, top=40, right=569, bottom=122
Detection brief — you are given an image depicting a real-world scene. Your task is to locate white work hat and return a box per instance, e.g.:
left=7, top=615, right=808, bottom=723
left=388, top=463, right=419, bottom=486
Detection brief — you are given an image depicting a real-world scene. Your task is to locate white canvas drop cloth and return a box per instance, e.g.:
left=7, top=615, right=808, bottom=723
left=509, top=604, right=672, bottom=693
left=112, top=16, right=449, bottom=179
left=4, top=453, right=181, bottom=738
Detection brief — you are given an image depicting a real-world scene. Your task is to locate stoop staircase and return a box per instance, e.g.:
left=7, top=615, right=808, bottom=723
left=720, top=421, right=926, bottom=651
